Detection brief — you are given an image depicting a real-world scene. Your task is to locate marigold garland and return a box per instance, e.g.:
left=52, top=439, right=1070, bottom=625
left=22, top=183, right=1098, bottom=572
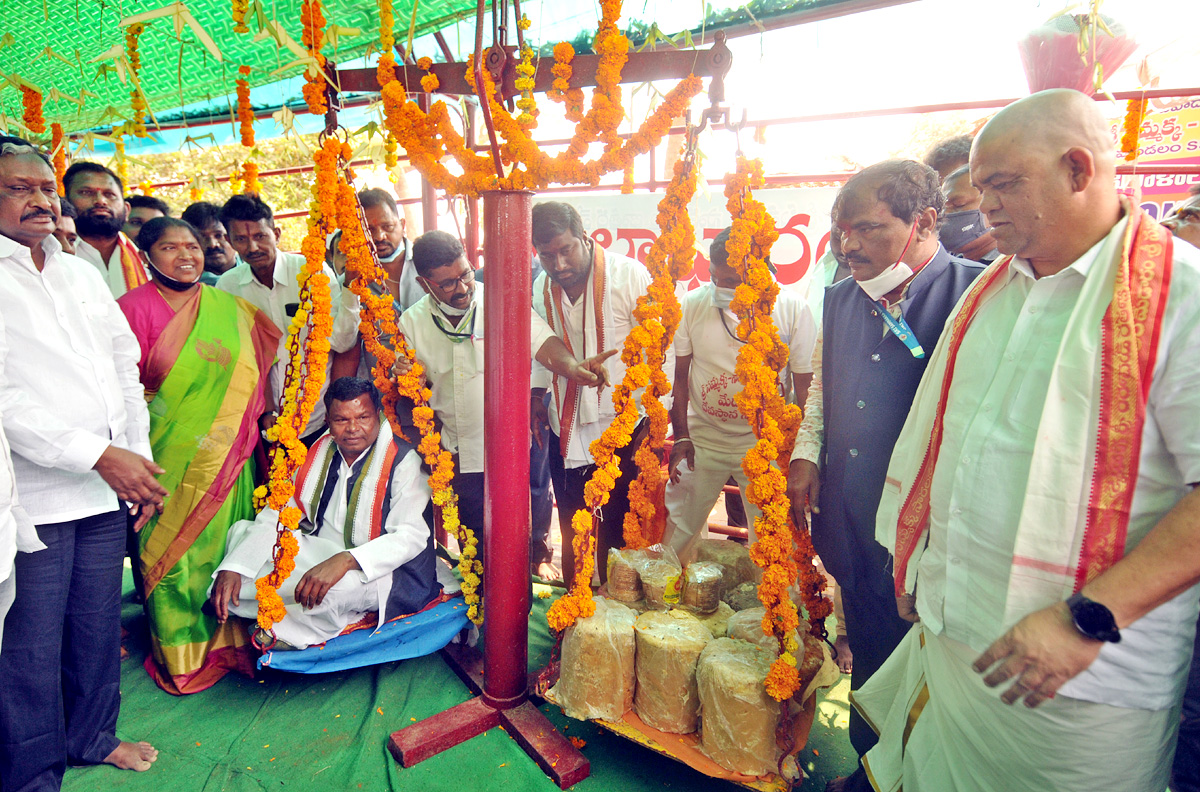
left=237, top=66, right=255, bottom=147
left=1120, top=97, right=1147, bottom=162
left=622, top=156, right=697, bottom=549
left=242, top=161, right=261, bottom=194
left=232, top=0, right=249, bottom=33
left=255, top=136, right=339, bottom=632
left=138, top=180, right=156, bottom=196
left=547, top=42, right=584, bottom=121
left=376, top=0, right=400, bottom=170
left=126, top=23, right=148, bottom=137
left=301, top=0, right=328, bottom=115
left=228, top=163, right=245, bottom=195
left=418, top=57, right=440, bottom=93
left=514, top=16, right=537, bottom=130
left=114, top=136, right=129, bottom=187
left=20, top=86, right=45, bottom=135
left=189, top=184, right=205, bottom=202
left=724, top=156, right=829, bottom=701
left=51, top=123, right=66, bottom=195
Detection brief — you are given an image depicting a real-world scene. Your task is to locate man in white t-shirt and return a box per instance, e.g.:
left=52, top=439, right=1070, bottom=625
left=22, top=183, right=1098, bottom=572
left=665, top=227, right=816, bottom=560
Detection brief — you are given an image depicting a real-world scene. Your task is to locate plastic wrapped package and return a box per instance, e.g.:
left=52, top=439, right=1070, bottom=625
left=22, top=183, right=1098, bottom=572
left=696, top=638, right=781, bottom=776
left=633, top=610, right=713, bottom=733
left=694, top=538, right=759, bottom=595
left=550, top=597, right=638, bottom=722
left=680, top=562, right=724, bottom=614
left=635, top=545, right=682, bottom=610
left=606, top=548, right=645, bottom=603
left=722, top=581, right=762, bottom=611
left=728, top=607, right=828, bottom=693
left=726, top=606, right=778, bottom=650
left=693, top=601, right=735, bottom=638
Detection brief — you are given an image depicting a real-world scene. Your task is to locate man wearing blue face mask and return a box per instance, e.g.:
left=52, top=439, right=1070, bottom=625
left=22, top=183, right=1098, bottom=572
left=663, top=228, right=816, bottom=561
left=786, top=159, right=984, bottom=791
left=940, top=165, right=999, bottom=263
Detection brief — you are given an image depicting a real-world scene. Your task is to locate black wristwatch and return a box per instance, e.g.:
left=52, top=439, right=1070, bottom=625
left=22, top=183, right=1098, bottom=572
left=1065, top=593, right=1121, bottom=643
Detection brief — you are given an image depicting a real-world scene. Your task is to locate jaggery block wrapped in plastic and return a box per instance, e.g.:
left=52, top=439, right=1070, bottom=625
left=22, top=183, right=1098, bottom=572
left=694, top=601, right=735, bottom=638
left=696, top=638, right=781, bottom=776
left=680, top=561, right=724, bottom=614
left=728, top=607, right=828, bottom=694
left=606, top=548, right=644, bottom=603
left=694, top=538, right=760, bottom=595
left=723, top=581, right=762, bottom=612
left=633, top=610, right=713, bottom=733
left=550, top=597, right=638, bottom=721
left=635, top=545, right=682, bottom=610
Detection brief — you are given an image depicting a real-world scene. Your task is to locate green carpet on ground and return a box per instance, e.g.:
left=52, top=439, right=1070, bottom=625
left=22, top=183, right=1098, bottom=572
left=64, top=573, right=857, bottom=791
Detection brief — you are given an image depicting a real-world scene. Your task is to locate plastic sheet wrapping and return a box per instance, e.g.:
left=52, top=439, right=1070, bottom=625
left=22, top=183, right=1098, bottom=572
left=607, top=548, right=646, bottom=603
left=722, top=581, right=762, bottom=612
left=633, top=610, right=713, bottom=734
left=696, top=637, right=781, bottom=777
left=693, top=601, right=735, bottom=638
left=550, top=597, right=638, bottom=722
left=694, top=539, right=760, bottom=596
left=680, top=562, right=724, bottom=614
left=727, top=607, right=830, bottom=696
left=635, top=545, right=682, bottom=610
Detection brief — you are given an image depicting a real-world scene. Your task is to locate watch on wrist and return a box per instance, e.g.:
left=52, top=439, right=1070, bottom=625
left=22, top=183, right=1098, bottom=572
left=1065, top=593, right=1121, bottom=643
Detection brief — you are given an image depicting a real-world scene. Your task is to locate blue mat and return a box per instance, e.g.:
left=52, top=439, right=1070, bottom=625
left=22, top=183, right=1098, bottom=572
left=258, top=596, right=471, bottom=673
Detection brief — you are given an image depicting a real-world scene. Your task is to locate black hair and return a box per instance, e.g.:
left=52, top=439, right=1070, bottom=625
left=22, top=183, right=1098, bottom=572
left=58, top=199, right=78, bottom=219
left=219, top=192, right=275, bottom=229
left=709, top=227, right=733, bottom=269
left=411, top=230, right=465, bottom=278
left=944, top=164, right=972, bottom=184
left=358, top=187, right=399, bottom=217
left=180, top=201, right=223, bottom=229
left=531, top=201, right=587, bottom=247
left=64, top=160, right=123, bottom=194
left=0, top=135, right=52, bottom=168
left=1190, top=183, right=1200, bottom=197
left=127, top=194, right=170, bottom=216
left=135, top=216, right=201, bottom=253
left=922, top=134, right=973, bottom=175
left=324, top=376, right=383, bottom=413
left=841, top=159, right=945, bottom=223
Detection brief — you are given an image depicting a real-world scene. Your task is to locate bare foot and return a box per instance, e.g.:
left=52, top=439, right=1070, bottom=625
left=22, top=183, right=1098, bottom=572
left=534, top=561, right=562, bottom=583
left=834, top=635, right=853, bottom=674
left=103, top=741, right=158, bottom=772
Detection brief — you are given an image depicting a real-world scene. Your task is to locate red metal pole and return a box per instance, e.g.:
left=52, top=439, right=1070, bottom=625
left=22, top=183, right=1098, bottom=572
left=481, top=189, right=532, bottom=709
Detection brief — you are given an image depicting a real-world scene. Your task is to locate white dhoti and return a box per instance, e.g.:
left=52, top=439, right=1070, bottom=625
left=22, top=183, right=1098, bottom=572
left=856, top=626, right=1178, bottom=792
left=215, top=518, right=386, bottom=650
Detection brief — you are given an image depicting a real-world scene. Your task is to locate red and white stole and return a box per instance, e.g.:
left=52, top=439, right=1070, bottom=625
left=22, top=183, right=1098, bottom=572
left=542, top=242, right=607, bottom=458
left=881, top=202, right=1173, bottom=609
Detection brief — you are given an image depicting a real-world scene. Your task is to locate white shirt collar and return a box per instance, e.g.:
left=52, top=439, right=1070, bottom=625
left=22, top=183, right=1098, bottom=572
left=0, top=232, right=63, bottom=269
left=1010, top=216, right=1129, bottom=282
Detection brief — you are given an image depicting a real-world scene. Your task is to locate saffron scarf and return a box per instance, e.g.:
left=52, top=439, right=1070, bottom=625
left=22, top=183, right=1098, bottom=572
left=878, top=202, right=1173, bottom=620
left=117, top=231, right=150, bottom=291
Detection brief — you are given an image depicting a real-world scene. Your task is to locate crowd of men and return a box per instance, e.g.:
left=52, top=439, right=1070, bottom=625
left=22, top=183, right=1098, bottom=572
left=0, top=86, right=1199, bottom=792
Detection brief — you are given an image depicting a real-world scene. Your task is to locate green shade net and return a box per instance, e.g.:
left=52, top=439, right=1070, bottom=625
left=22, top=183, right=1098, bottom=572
left=0, top=0, right=475, bottom=134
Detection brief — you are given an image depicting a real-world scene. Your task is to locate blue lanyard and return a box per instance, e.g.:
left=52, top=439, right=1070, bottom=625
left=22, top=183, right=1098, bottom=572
left=878, top=304, right=925, bottom=359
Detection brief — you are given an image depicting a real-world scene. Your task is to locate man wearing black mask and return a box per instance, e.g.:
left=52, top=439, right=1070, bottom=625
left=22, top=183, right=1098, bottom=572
left=939, top=165, right=999, bottom=263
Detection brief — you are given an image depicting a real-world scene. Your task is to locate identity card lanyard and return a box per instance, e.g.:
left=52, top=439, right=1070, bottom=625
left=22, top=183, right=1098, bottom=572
left=878, top=304, right=924, bottom=359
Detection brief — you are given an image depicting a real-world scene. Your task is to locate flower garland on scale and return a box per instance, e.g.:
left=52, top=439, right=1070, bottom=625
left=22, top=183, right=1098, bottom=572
left=724, top=156, right=830, bottom=701
left=546, top=153, right=699, bottom=630
left=254, top=137, right=340, bottom=634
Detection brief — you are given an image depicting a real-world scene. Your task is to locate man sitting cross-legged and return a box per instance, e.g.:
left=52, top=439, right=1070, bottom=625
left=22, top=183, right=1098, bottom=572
left=210, top=377, right=444, bottom=650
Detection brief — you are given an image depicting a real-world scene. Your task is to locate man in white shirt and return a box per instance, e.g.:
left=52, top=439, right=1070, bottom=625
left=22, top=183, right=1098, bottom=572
left=216, top=193, right=360, bottom=443
left=858, top=90, right=1200, bottom=792
left=397, top=230, right=612, bottom=571
left=64, top=161, right=148, bottom=298
left=0, top=137, right=165, bottom=791
left=665, top=227, right=815, bottom=560
left=530, top=201, right=664, bottom=587
left=211, top=378, right=445, bottom=650
left=359, top=188, right=424, bottom=312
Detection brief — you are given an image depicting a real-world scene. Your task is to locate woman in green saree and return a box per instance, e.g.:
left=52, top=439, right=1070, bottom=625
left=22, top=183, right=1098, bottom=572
left=118, top=217, right=280, bottom=694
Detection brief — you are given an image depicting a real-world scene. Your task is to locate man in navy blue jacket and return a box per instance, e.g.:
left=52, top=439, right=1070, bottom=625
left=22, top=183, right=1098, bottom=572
left=787, top=160, right=984, bottom=787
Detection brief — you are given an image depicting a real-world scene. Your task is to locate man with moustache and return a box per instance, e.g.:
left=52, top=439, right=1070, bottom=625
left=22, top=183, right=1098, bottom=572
left=786, top=159, right=983, bottom=791
left=357, top=188, right=424, bottom=312
left=216, top=193, right=360, bottom=444
left=0, top=136, right=165, bottom=790
left=181, top=201, right=238, bottom=285
left=54, top=199, right=78, bottom=256
left=64, top=161, right=148, bottom=298
left=1163, top=183, right=1200, bottom=250
left=860, top=89, right=1200, bottom=792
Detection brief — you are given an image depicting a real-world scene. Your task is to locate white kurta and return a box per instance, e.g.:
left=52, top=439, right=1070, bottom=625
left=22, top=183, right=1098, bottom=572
left=216, top=250, right=360, bottom=438
left=0, top=234, right=153, bottom=524
left=215, top=446, right=436, bottom=649
left=74, top=234, right=148, bottom=299
left=398, top=285, right=555, bottom=474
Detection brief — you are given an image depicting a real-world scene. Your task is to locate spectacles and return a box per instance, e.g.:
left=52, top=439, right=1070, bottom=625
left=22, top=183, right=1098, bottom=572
left=427, top=268, right=475, bottom=293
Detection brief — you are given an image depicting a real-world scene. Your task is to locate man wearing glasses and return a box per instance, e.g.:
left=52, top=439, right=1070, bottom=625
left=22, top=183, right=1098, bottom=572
left=396, top=230, right=613, bottom=564
left=1163, top=184, right=1200, bottom=250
